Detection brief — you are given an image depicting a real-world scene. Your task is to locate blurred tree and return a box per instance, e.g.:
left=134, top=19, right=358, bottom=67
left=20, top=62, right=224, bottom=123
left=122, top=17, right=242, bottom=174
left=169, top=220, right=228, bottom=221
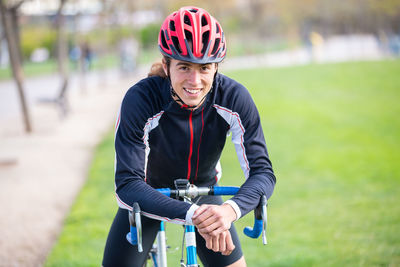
left=139, top=23, right=159, bottom=49
left=55, top=0, right=68, bottom=80
left=368, top=0, right=400, bottom=34
left=62, top=0, right=400, bottom=59
left=0, top=0, right=31, bottom=133
left=8, top=0, right=23, bottom=63
left=53, top=0, right=69, bottom=115
left=238, top=0, right=400, bottom=48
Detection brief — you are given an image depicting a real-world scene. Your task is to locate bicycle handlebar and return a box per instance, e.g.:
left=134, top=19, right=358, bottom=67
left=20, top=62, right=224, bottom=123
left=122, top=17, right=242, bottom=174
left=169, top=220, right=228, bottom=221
left=154, top=185, right=239, bottom=199
left=127, top=183, right=268, bottom=250
left=243, top=195, right=267, bottom=244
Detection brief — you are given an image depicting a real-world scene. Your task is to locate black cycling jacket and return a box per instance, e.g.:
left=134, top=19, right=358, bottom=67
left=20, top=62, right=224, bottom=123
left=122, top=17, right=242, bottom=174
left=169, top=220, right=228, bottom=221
left=114, top=73, right=276, bottom=224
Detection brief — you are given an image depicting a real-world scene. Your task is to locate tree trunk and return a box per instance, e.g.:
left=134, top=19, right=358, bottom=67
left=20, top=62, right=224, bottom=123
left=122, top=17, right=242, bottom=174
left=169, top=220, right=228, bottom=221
left=0, top=0, right=32, bottom=133
left=10, top=5, right=22, bottom=64
left=55, top=0, right=69, bottom=99
left=56, top=0, right=67, bottom=78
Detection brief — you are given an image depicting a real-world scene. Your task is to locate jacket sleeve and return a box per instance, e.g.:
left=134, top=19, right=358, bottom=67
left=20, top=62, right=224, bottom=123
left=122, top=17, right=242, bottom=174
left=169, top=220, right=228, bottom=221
left=114, top=84, right=192, bottom=224
left=226, top=83, right=276, bottom=219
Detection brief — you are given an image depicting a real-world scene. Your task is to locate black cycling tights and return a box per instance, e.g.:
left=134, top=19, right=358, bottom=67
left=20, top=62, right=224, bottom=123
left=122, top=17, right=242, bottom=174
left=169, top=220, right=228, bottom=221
left=102, top=195, right=243, bottom=267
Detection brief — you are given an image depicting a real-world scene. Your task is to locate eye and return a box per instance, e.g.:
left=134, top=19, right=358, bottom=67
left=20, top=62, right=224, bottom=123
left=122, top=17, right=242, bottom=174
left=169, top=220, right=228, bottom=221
left=179, top=65, right=189, bottom=71
left=201, top=64, right=212, bottom=72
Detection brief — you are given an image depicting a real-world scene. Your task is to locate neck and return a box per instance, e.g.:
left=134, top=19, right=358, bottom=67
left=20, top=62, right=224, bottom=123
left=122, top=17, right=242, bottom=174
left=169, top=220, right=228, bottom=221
left=172, top=95, right=206, bottom=110
left=171, top=88, right=208, bottom=110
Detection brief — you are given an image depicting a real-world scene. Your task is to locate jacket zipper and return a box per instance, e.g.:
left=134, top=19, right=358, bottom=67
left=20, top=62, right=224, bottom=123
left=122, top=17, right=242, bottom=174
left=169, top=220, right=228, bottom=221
left=187, top=111, right=194, bottom=180
left=195, top=108, right=205, bottom=180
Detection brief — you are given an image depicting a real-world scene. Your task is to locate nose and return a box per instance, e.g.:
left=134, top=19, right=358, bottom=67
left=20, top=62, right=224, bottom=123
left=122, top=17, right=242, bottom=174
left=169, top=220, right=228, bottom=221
left=187, top=69, right=201, bottom=85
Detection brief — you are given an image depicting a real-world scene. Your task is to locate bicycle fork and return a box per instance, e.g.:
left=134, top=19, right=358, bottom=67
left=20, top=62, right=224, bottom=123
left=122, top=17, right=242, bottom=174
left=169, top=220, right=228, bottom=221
left=157, top=222, right=167, bottom=267
left=184, top=225, right=198, bottom=267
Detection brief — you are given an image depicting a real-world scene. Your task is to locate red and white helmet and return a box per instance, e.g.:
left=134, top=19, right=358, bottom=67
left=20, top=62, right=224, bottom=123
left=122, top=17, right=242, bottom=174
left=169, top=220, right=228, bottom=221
left=158, top=6, right=227, bottom=64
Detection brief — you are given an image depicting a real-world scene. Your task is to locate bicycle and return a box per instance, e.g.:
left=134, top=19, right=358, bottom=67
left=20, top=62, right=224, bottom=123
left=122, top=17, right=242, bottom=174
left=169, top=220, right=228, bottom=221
left=126, top=179, right=268, bottom=267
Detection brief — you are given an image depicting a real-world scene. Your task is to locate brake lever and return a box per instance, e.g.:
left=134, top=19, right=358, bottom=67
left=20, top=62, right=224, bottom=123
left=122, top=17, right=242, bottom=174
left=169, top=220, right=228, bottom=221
left=127, top=202, right=143, bottom=252
left=243, top=195, right=268, bottom=245
left=261, top=195, right=267, bottom=245
left=133, top=202, right=143, bottom=252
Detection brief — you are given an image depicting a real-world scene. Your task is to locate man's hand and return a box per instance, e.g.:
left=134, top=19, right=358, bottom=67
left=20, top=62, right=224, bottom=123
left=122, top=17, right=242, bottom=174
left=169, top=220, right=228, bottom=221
left=192, top=203, right=237, bottom=237
left=198, top=229, right=235, bottom=255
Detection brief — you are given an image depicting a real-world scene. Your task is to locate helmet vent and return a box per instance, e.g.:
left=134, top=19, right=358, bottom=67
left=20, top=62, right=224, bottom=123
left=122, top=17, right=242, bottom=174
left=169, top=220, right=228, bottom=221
left=171, top=36, right=182, bottom=53
left=189, top=8, right=198, bottom=13
left=185, top=30, right=193, bottom=52
left=201, top=15, right=207, bottom=26
left=202, top=31, right=210, bottom=54
left=184, top=15, right=191, bottom=26
left=169, top=20, right=176, bottom=31
left=160, top=31, right=168, bottom=49
left=216, top=23, right=220, bottom=33
left=211, top=38, right=220, bottom=55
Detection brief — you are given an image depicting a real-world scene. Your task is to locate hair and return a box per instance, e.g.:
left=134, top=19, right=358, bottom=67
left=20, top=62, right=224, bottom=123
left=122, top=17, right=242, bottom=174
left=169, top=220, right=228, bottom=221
left=148, top=56, right=171, bottom=78
left=147, top=56, right=219, bottom=78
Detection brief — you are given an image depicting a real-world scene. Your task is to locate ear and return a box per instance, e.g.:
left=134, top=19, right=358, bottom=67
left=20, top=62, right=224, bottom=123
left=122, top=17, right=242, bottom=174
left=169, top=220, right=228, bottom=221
left=162, top=58, right=168, bottom=77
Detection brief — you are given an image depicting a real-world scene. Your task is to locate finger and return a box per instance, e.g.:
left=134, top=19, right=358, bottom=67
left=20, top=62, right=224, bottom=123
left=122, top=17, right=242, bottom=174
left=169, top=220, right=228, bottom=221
left=212, top=235, right=219, bottom=252
left=197, top=211, right=230, bottom=234
left=193, top=205, right=220, bottom=221
left=222, top=249, right=233, bottom=256
left=196, top=216, right=220, bottom=231
left=200, top=233, right=213, bottom=250
left=192, top=205, right=209, bottom=219
left=197, top=221, right=225, bottom=237
left=224, top=231, right=235, bottom=255
left=192, top=207, right=214, bottom=225
left=205, top=235, right=213, bottom=250
left=193, top=215, right=213, bottom=228
left=219, top=231, right=226, bottom=253
left=196, top=211, right=225, bottom=230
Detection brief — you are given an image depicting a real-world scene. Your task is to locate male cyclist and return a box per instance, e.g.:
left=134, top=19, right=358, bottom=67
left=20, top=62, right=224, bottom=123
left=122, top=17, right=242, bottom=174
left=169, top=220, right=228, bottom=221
left=102, top=6, right=276, bottom=267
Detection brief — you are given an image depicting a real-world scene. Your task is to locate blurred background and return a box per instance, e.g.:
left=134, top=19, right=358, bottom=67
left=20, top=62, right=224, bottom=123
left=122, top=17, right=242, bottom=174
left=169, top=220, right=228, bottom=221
left=3, top=0, right=400, bottom=65
left=1, top=0, right=400, bottom=266
left=1, top=0, right=400, bottom=79
left=1, top=0, right=400, bottom=133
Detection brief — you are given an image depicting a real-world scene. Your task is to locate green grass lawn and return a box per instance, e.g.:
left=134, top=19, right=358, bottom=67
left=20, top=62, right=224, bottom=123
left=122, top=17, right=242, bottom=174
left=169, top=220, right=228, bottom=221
left=0, top=60, right=56, bottom=80
left=0, top=55, right=119, bottom=81
left=45, top=59, right=400, bottom=266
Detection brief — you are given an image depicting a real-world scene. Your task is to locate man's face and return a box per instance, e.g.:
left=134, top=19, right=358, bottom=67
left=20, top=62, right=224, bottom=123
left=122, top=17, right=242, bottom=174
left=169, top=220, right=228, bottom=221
left=164, top=59, right=217, bottom=108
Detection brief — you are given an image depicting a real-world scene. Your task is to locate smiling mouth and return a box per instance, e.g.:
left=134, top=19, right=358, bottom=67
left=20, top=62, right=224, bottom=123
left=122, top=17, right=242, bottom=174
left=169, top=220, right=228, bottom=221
left=184, top=87, right=202, bottom=94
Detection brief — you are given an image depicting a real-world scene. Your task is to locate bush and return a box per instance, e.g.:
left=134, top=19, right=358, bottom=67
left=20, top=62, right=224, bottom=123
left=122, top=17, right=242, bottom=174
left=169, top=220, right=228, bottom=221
left=21, top=26, right=57, bottom=60
left=140, top=23, right=160, bottom=49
